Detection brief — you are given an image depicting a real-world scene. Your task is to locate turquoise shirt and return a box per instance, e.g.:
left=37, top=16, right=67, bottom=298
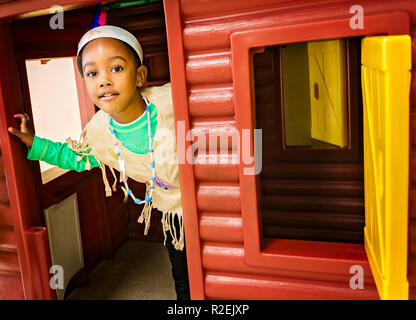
left=27, top=103, right=157, bottom=172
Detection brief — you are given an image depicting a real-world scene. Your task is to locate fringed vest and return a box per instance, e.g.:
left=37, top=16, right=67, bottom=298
left=66, top=83, right=184, bottom=250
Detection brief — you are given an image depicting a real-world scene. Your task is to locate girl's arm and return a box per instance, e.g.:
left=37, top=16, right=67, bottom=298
left=27, top=135, right=100, bottom=172
left=8, top=113, right=100, bottom=172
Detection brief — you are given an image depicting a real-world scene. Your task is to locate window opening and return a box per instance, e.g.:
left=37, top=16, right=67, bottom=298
left=25, top=57, right=83, bottom=184
left=252, top=37, right=364, bottom=244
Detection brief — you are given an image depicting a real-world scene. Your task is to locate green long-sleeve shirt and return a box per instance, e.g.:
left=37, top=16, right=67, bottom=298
left=27, top=104, right=157, bottom=171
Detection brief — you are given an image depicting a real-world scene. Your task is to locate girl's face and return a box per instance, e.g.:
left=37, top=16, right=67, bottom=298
left=81, top=37, right=146, bottom=118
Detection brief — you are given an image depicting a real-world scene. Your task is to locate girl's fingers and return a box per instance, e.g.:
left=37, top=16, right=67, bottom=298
left=8, top=127, right=32, bottom=147
left=8, top=127, right=22, bottom=138
left=13, top=113, right=30, bottom=121
left=9, top=125, right=29, bottom=138
left=12, top=113, right=30, bottom=131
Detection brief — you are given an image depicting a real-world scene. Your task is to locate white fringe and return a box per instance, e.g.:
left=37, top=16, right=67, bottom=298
left=164, top=211, right=184, bottom=251
left=68, top=118, right=185, bottom=251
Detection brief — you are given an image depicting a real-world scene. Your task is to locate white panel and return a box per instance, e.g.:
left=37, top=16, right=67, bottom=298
left=44, top=193, right=84, bottom=300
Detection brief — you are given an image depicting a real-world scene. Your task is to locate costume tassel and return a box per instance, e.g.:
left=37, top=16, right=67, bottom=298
left=109, top=167, right=118, bottom=192
left=120, top=185, right=128, bottom=203
left=99, top=161, right=112, bottom=197
left=137, top=200, right=153, bottom=235
left=175, top=215, right=185, bottom=251
left=165, top=212, right=184, bottom=251
left=161, top=212, right=168, bottom=246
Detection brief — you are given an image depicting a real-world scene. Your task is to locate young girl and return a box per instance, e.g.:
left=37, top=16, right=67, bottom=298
left=8, top=25, right=190, bottom=300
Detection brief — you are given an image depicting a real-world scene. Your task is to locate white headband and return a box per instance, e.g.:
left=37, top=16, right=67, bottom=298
left=76, top=25, right=144, bottom=75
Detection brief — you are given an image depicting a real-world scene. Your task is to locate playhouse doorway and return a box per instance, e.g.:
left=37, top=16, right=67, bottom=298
left=11, top=1, right=175, bottom=299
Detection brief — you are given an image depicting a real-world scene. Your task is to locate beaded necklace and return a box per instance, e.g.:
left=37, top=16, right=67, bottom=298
left=110, top=108, right=152, bottom=154
left=108, top=95, right=155, bottom=205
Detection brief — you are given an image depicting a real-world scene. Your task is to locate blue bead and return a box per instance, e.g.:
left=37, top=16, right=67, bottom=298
left=150, top=186, right=155, bottom=189
left=134, top=198, right=141, bottom=204
left=151, top=161, right=155, bottom=169
left=145, top=196, right=152, bottom=202
left=150, top=176, right=155, bottom=181
left=148, top=120, right=151, bottom=125
left=116, top=152, right=120, bottom=157
left=146, top=106, right=150, bottom=112
left=111, top=128, right=115, bottom=134
left=149, top=149, right=153, bottom=153
left=128, top=189, right=132, bottom=195
left=108, top=117, right=112, bottom=124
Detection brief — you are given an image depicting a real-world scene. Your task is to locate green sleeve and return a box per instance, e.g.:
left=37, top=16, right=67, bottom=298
left=27, top=135, right=100, bottom=172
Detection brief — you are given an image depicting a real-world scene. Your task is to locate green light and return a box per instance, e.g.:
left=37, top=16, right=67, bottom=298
left=105, top=0, right=162, bottom=11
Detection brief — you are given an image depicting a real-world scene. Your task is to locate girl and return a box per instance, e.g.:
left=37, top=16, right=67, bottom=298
left=8, top=25, right=190, bottom=300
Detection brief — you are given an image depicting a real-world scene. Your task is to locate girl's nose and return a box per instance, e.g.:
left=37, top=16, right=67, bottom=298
left=100, top=81, right=111, bottom=87
left=99, top=72, right=112, bottom=87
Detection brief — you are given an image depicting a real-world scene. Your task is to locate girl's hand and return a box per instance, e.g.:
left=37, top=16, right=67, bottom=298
left=8, top=113, right=35, bottom=148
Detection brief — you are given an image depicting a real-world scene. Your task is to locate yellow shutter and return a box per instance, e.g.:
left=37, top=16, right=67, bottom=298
left=308, top=39, right=348, bottom=147
left=361, top=35, right=411, bottom=300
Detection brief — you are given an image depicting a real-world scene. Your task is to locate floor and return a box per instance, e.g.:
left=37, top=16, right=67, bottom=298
left=66, top=240, right=176, bottom=300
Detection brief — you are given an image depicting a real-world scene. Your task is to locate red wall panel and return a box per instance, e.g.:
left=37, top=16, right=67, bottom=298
left=166, top=0, right=416, bottom=299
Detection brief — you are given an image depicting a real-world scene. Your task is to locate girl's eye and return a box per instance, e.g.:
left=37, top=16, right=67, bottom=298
left=112, top=66, right=123, bottom=72
left=86, top=71, right=97, bottom=77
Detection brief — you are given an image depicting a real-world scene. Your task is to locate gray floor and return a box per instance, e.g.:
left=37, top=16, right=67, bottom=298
left=66, top=240, right=176, bottom=300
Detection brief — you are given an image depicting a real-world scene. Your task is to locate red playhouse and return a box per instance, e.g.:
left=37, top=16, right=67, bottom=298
left=0, top=0, right=415, bottom=300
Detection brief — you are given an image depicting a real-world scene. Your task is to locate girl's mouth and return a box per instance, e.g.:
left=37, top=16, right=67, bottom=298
left=100, top=93, right=119, bottom=101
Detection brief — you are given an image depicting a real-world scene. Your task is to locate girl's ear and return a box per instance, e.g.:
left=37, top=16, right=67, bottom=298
left=137, top=65, right=148, bottom=88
